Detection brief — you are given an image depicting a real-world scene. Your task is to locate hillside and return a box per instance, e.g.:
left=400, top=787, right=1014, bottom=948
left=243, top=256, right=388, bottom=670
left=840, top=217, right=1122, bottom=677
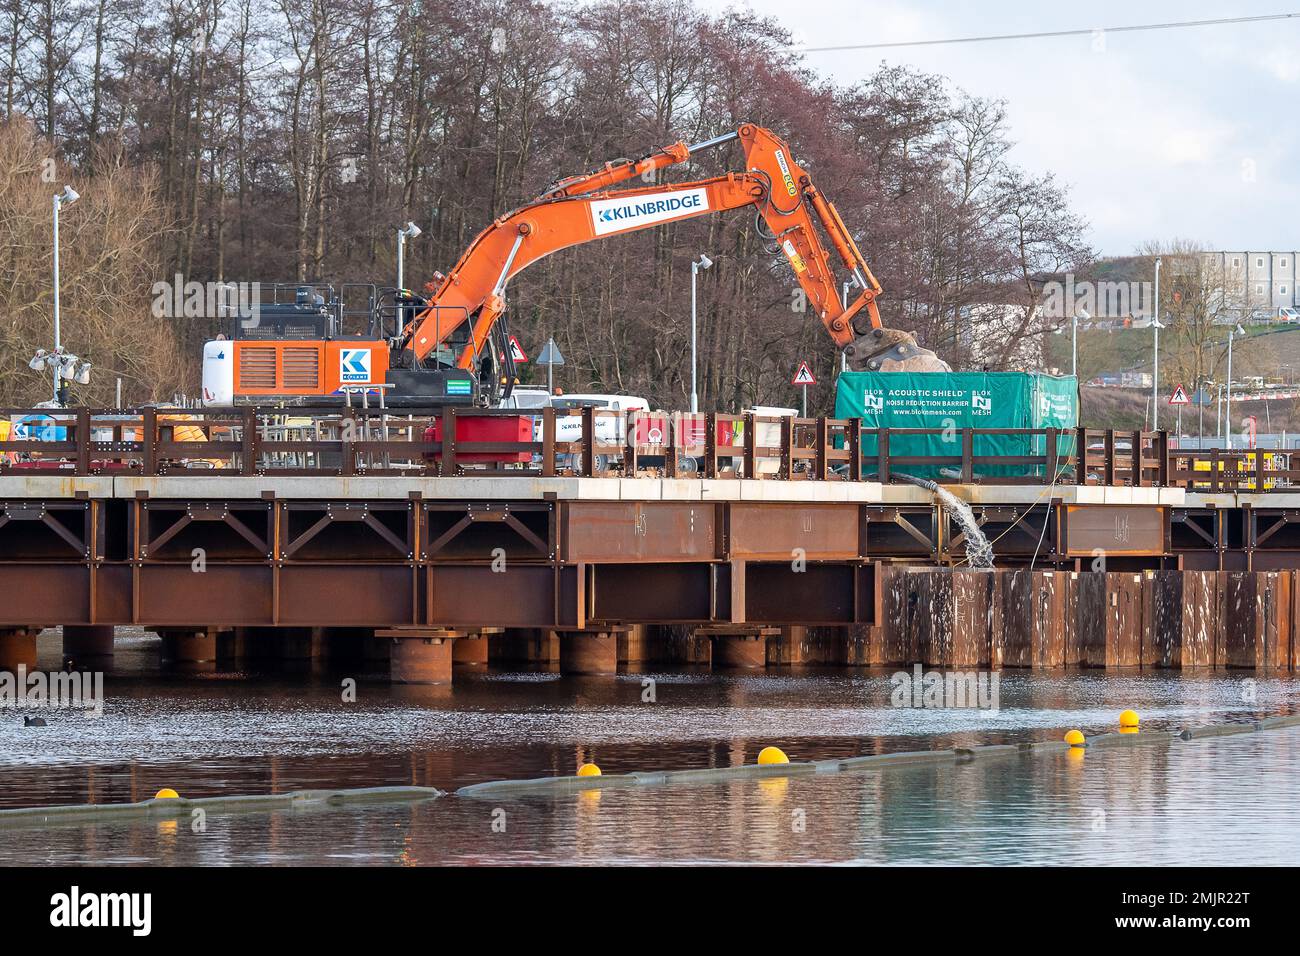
left=1043, top=323, right=1300, bottom=433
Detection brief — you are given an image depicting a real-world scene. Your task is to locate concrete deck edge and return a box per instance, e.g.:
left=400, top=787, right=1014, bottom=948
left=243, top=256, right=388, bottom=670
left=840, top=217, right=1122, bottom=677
left=0, top=472, right=1205, bottom=506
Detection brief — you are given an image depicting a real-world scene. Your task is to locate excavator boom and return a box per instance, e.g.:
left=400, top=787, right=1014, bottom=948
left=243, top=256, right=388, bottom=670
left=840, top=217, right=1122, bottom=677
left=400, top=123, right=947, bottom=378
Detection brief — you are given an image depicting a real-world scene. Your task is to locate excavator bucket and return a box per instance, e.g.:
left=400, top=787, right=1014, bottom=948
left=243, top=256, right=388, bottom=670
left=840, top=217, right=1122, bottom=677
left=843, top=328, right=951, bottom=373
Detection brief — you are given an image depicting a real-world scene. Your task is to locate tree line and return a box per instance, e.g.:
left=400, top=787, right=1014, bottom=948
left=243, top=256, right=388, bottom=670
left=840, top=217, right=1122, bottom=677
left=1, top=0, right=1091, bottom=409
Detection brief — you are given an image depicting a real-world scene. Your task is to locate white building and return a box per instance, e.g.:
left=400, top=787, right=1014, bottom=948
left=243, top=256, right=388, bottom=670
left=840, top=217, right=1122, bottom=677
left=1202, top=251, right=1300, bottom=316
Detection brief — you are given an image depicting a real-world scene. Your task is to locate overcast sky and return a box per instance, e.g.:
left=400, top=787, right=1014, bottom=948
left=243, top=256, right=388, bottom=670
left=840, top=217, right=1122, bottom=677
left=742, top=0, right=1300, bottom=256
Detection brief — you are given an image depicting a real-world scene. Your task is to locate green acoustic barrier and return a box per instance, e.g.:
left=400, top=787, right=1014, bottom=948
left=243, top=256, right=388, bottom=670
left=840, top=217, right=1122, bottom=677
left=834, top=371, right=1079, bottom=480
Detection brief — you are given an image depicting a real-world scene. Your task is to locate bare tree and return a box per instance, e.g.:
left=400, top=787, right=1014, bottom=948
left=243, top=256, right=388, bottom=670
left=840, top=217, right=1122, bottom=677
left=0, top=0, right=1096, bottom=412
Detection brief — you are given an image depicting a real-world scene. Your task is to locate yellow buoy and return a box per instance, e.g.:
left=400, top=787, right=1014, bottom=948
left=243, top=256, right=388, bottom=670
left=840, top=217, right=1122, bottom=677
left=1119, top=709, right=1140, bottom=728
left=576, top=763, right=601, bottom=777
left=1119, top=725, right=1139, bottom=734
left=1064, top=729, right=1086, bottom=747
left=154, top=788, right=180, bottom=799
left=757, top=746, right=789, bottom=765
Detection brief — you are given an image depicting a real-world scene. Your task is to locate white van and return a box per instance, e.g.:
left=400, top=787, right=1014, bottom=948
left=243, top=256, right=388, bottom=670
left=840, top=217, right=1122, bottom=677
left=495, top=386, right=552, bottom=410
left=546, top=393, right=649, bottom=444
left=535, top=393, right=650, bottom=473
left=552, top=393, right=651, bottom=414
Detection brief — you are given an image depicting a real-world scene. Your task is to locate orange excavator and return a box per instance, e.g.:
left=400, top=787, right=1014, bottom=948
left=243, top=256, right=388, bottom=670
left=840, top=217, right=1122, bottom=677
left=203, top=123, right=946, bottom=409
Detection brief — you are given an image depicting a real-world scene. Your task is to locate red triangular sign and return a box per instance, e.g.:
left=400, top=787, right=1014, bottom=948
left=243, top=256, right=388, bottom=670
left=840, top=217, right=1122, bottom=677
left=792, top=361, right=816, bottom=386
left=1168, top=383, right=1189, bottom=405
left=500, top=336, right=528, bottom=363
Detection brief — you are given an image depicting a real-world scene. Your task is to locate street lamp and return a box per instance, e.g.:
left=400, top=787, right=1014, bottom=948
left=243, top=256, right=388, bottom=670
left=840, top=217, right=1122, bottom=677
left=1053, top=307, right=1089, bottom=378
left=1151, top=312, right=1165, bottom=431
left=1151, top=256, right=1162, bottom=430
left=395, top=221, right=422, bottom=337
left=840, top=280, right=852, bottom=372
left=1226, top=323, right=1245, bottom=448
left=395, top=221, right=421, bottom=293
left=690, top=253, right=712, bottom=413
left=52, top=184, right=79, bottom=403
left=28, top=347, right=90, bottom=403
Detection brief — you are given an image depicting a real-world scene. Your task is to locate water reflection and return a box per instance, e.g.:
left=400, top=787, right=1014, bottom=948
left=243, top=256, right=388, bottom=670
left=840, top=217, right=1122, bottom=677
left=0, top=629, right=1296, bottom=820
left=8, top=727, right=1299, bottom=865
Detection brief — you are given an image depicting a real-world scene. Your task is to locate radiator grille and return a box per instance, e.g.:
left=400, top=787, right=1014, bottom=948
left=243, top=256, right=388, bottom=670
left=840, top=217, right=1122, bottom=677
left=238, top=347, right=277, bottom=389
left=281, top=348, right=320, bottom=390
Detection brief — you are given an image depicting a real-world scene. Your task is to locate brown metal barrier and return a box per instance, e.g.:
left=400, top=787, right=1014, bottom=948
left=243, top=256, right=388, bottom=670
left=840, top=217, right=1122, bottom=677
left=859, top=426, right=1078, bottom=485
left=0, top=407, right=1294, bottom=488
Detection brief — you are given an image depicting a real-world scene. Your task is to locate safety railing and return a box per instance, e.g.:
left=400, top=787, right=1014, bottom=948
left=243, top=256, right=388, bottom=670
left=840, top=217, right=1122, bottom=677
left=1167, top=446, right=1300, bottom=492
left=0, top=408, right=1293, bottom=489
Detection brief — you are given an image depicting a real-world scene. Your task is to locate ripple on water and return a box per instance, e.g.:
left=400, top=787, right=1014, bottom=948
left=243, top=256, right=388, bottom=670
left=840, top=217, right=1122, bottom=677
left=0, top=629, right=1296, bottom=810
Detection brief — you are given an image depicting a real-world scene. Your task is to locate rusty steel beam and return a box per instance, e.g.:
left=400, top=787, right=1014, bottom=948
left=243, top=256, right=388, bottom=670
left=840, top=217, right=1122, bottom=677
left=562, top=502, right=721, bottom=563
left=0, top=491, right=1288, bottom=635
left=587, top=562, right=722, bottom=624
left=1062, top=504, right=1168, bottom=558
left=725, top=503, right=861, bottom=560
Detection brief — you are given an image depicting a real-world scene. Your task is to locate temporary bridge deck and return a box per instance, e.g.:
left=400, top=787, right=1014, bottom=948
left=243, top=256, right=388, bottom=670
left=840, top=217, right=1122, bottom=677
left=0, top=407, right=1298, bottom=679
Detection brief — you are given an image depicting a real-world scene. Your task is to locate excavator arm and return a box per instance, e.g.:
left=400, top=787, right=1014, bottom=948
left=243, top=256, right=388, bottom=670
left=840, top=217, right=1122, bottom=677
left=401, top=123, right=946, bottom=375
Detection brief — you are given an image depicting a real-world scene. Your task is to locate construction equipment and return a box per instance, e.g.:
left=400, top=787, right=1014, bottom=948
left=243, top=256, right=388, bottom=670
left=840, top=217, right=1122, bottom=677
left=204, top=123, right=945, bottom=409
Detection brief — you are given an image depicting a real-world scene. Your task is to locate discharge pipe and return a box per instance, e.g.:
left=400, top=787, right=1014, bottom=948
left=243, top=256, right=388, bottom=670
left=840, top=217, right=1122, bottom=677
left=893, top=473, right=994, bottom=569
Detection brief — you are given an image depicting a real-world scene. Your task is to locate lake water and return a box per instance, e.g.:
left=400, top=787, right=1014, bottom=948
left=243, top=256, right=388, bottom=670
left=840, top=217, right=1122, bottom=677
left=1, top=629, right=1297, bottom=865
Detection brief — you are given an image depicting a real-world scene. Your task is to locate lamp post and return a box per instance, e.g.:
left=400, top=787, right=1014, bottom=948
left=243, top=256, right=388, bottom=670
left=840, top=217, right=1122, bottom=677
left=52, top=184, right=79, bottom=403
left=1226, top=323, right=1245, bottom=448
left=1072, top=308, right=1089, bottom=379
left=1151, top=312, right=1165, bottom=431
left=1062, top=307, right=1088, bottom=378
left=1196, top=379, right=1204, bottom=447
left=1052, top=307, right=1087, bottom=380
left=396, top=221, right=421, bottom=292
left=840, top=281, right=852, bottom=372
left=395, top=221, right=422, bottom=337
left=1151, top=256, right=1162, bottom=431
left=690, top=253, right=712, bottom=413
left=1215, top=382, right=1222, bottom=443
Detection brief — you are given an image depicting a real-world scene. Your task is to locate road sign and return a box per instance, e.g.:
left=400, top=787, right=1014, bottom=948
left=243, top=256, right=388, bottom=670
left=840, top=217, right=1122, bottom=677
left=537, top=338, right=565, bottom=366
left=792, top=361, right=816, bottom=386
left=502, top=335, right=527, bottom=363
left=537, top=337, right=565, bottom=394
left=1168, top=383, right=1189, bottom=405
